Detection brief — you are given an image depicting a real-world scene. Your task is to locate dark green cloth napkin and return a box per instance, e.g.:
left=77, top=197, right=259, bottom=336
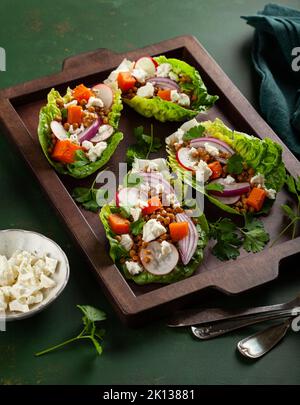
left=242, top=3, right=300, bottom=160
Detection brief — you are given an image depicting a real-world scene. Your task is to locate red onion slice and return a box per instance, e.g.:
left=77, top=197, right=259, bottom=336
left=209, top=179, right=250, bottom=197
left=147, top=77, right=180, bottom=91
left=212, top=195, right=240, bottom=205
left=176, top=213, right=199, bottom=265
left=190, top=137, right=235, bottom=155
left=78, top=118, right=102, bottom=143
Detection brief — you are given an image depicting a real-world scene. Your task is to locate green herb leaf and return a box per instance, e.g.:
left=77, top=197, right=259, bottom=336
left=205, top=183, right=224, bottom=193
left=209, top=218, right=242, bottom=261
left=130, top=218, right=145, bottom=236
left=126, top=125, right=162, bottom=166
left=183, top=125, right=205, bottom=141
left=286, top=175, right=297, bottom=195
left=212, top=241, right=240, bottom=261
left=227, top=154, right=244, bottom=175
left=281, top=204, right=297, bottom=220
left=72, top=187, right=93, bottom=203
left=77, top=305, right=107, bottom=322
left=110, top=206, right=131, bottom=218
left=35, top=305, right=106, bottom=357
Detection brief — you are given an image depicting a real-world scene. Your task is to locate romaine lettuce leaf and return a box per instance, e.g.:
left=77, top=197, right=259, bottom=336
left=38, top=88, right=123, bottom=178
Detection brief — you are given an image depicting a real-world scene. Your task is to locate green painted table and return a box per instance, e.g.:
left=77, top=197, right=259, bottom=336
left=0, top=0, right=299, bottom=385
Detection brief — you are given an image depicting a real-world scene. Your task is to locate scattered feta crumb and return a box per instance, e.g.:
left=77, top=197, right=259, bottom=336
left=170, top=90, right=180, bottom=103
left=136, top=82, right=155, bottom=98
left=169, top=71, right=179, bottom=81
left=156, top=63, right=172, bottom=78
left=120, top=234, right=133, bottom=252
left=165, top=128, right=185, bottom=146
left=0, top=250, right=58, bottom=315
left=86, top=96, right=104, bottom=109
left=265, top=188, right=276, bottom=199
left=160, top=241, right=172, bottom=257
left=142, top=219, right=166, bottom=242
left=250, top=173, right=276, bottom=199
left=223, top=175, right=235, bottom=185
left=132, top=68, right=148, bottom=83
left=64, top=100, right=78, bottom=109
left=204, top=142, right=219, bottom=157
left=177, top=93, right=190, bottom=107
left=195, top=160, right=212, bottom=182
left=130, top=207, right=142, bottom=222
left=125, top=261, right=143, bottom=275
left=86, top=141, right=107, bottom=162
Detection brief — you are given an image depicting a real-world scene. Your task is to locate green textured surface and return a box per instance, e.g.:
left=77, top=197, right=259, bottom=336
left=0, top=0, right=300, bottom=385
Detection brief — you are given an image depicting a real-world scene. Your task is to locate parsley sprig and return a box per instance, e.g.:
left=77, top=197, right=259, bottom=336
left=271, top=175, right=300, bottom=246
left=209, top=214, right=270, bottom=261
left=72, top=173, right=108, bottom=212
left=35, top=305, right=106, bottom=357
left=126, top=125, right=162, bottom=166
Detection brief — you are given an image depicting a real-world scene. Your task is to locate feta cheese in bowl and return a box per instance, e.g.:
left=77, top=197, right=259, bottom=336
left=0, top=229, right=70, bottom=321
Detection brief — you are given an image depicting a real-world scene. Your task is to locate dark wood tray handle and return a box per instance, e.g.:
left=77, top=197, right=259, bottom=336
left=215, top=239, right=300, bottom=295
left=62, top=48, right=118, bottom=72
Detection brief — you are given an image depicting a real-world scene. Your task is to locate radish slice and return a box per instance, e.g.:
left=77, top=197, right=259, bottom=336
left=78, top=118, right=102, bottom=143
left=50, top=121, right=68, bottom=140
left=135, top=57, right=157, bottom=76
left=176, top=147, right=197, bottom=171
left=212, top=195, right=240, bottom=205
left=147, top=77, right=179, bottom=91
left=140, top=241, right=179, bottom=275
left=209, top=179, right=250, bottom=197
left=92, top=84, right=113, bottom=109
left=176, top=213, right=199, bottom=265
left=116, top=187, right=147, bottom=208
left=90, top=124, right=114, bottom=142
left=190, top=137, right=235, bottom=155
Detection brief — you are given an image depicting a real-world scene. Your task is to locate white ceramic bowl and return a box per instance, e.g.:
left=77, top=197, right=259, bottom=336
left=0, top=229, right=70, bottom=321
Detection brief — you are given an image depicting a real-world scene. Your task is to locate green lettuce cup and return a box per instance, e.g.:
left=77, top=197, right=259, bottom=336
left=167, top=118, right=286, bottom=215
left=38, top=83, right=123, bottom=179
left=104, top=55, right=218, bottom=123
left=99, top=159, right=209, bottom=285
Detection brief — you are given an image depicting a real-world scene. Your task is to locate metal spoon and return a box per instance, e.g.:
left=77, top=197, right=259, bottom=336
left=237, top=319, right=292, bottom=359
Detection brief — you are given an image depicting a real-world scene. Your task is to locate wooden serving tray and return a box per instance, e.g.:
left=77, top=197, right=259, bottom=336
left=0, top=36, right=299, bottom=325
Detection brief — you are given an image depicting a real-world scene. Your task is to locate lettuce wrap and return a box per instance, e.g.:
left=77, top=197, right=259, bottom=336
left=38, top=86, right=123, bottom=179
left=167, top=118, right=286, bottom=215
left=99, top=160, right=209, bottom=285
left=105, top=55, right=218, bottom=122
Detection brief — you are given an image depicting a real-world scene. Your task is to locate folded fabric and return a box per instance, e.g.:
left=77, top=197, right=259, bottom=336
left=242, top=3, right=300, bottom=160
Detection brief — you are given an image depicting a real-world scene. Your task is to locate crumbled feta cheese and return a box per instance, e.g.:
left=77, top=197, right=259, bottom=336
left=165, top=128, right=185, bottom=146
left=82, top=140, right=93, bottom=150
left=136, top=82, right=155, bottom=98
left=132, top=68, right=148, bottom=83
left=170, top=90, right=180, bottom=103
left=132, top=158, right=169, bottom=174
left=44, top=257, right=58, bottom=275
left=0, top=256, right=16, bottom=287
left=69, top=134, right=79, bottom=145
left=195, top=160, right=212, bottom=182
left=64, top=100, right=77, bottom=109
left=265, top=188, right=276, bottom=199
left=9, top=300, right=29, bottom=313
left=125, top=261, right=143, bottom=275
left=120, top=234, right=133, bottom=252
left=151, top=183, right=164, bottom=195
left=223, top=175, right=235, bottom=185
left=142, top=219, right=166, bottom=242
left=189, top=147, right=198, bottom=157
left=69, top=124, right=85, bottom=136
left=140, top=183, right=151, bottom=193
left=87, top=141, right=107, bottom=162
left=180, top=118, right=199, bottom=133
left=26, top=292, right=43, bottom=305
left=135, top=198, right=148, bottom=209
left=104, top=58, right=134, bottom=84
left=164, top=193, right=177, bottom=207
left=160, top=241, right=172, bottom=256
left=250, top=173, right=265, bottom=187
left=178, top=93, right=190, bottom=107
left=40, top=274, right=56, bottom=289
left=169, top=71, right=179, bottom=81
left=145, top=161, right=158, bottom=172
left=86, top=96, right=104, bottom=109
left=204, top=142, right=219, bottom=157
left=130, top=208, right=142, bottom=222
left=156, top=63, right=172, bottom=78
